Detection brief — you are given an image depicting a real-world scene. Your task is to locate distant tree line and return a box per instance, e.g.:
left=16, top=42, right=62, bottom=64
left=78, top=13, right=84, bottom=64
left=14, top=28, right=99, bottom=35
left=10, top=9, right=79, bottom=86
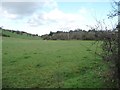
left=41, top=29, right=117, bottom=40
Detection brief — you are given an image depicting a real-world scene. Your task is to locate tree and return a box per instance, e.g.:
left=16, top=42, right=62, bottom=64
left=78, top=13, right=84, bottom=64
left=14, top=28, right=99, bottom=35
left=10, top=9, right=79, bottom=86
left=108, top=1, right=120, bottom=88
left=49, top=31, right=54, bottom=36
left=93, top=1, right=119, bottom=88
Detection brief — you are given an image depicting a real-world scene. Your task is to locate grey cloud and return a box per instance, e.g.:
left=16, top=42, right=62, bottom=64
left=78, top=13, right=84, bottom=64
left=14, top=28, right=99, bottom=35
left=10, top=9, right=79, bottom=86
left=27, top=18, right=45, bottom=26
left=27, top=13, right=57, bottom=27
left=2, top=2, right=43, bottom=18
left=27, top=12, right=46, bottom=26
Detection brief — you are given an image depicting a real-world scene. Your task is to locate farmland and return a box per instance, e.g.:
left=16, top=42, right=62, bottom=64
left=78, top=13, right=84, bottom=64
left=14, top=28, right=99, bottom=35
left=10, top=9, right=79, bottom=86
left=2, top=36, right=116, bottom=88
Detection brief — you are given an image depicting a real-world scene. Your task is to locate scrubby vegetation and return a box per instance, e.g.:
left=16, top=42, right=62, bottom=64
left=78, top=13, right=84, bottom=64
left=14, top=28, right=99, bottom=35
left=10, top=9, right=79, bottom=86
left=41, top=29, right=117, bottom=41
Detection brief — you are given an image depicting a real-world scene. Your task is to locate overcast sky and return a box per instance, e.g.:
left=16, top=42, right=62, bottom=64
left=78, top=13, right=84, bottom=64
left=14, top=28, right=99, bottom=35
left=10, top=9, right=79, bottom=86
left=0, top=0, right=118, bottom=35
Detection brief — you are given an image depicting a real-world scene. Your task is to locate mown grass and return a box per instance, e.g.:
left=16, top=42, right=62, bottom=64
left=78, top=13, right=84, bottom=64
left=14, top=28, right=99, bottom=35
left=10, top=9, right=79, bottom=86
left=2, top=37, right=115, bottom=88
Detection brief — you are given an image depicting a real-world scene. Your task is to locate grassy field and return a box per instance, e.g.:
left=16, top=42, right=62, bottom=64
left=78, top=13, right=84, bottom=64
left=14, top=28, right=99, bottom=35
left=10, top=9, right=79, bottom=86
left=2, top=37, right=115, bottom=88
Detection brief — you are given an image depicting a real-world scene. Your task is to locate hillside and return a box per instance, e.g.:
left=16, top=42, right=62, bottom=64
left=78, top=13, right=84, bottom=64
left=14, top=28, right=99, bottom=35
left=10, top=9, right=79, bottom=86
left=0, top=29, right=41, bottom=40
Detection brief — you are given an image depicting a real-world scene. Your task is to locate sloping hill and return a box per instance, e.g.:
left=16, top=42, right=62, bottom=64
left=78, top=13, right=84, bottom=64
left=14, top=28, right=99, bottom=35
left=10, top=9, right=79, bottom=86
left=0, top=29, right=41, bottom=40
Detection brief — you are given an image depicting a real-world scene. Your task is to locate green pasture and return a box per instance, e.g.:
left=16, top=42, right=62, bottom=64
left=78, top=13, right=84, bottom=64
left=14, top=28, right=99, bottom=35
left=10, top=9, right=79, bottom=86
left=2, top=37, right=115, bottom=88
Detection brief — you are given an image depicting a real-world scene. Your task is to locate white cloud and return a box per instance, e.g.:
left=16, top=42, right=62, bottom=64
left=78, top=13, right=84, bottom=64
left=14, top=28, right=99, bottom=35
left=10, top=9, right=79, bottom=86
left=28, top=8, right=86, bottom=27
left=43, top=0, right=58, bottom=9
left=46, top=8, right=85, bottom=22
left=3, top=10, right=18, bottom=19
left=79, top=8, right=87, bottom=14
